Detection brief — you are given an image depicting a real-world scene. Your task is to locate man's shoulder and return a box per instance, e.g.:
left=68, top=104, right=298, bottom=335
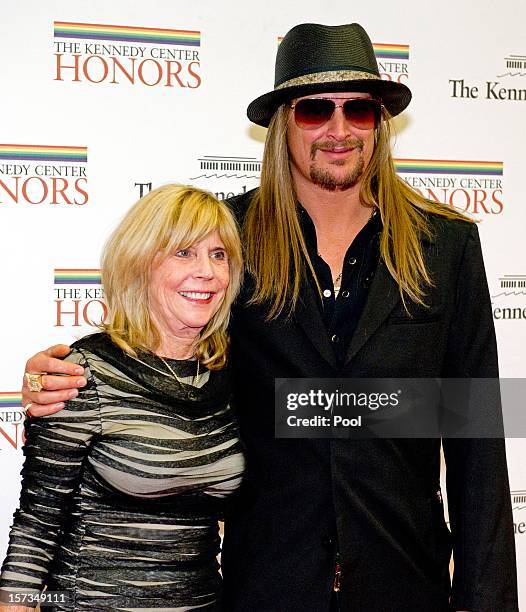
left=226, top=188, right=259, bottom=224
left=423, top=210, right=476, bottom=245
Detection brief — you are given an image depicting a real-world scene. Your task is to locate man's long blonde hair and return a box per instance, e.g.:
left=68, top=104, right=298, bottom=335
left=101, top=184, right=242, bottom=369
left=243, top=105, right=472, bottom=319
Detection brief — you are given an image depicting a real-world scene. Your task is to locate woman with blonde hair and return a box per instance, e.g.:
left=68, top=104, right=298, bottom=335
left=0, top=184, right=244, bottom=611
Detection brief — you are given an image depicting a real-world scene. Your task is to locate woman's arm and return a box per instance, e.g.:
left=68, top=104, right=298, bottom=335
left=0, top=348, right=101, bottom=606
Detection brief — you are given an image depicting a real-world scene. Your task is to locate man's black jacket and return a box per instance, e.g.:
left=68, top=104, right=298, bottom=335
left=221, top=189, right=518, bottom=611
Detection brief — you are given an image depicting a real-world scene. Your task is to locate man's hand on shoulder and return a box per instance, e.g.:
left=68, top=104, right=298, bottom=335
left=22, top=344, right=87, bottom=417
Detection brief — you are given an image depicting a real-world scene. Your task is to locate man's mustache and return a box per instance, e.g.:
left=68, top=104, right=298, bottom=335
left=310, top=139, right=364, bottom=160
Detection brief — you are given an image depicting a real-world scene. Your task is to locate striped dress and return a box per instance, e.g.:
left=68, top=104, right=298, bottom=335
left=0, top=333, right=245, bottom=611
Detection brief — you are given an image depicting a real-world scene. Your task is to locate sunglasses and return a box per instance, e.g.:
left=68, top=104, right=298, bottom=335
left=290, top=97, right=382, bottom=130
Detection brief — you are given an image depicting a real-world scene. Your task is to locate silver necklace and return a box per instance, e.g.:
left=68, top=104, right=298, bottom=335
left=320, top=208, right=377, bottom=288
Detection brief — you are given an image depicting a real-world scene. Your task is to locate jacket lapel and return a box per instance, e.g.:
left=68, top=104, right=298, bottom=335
left=294, top=278, right=339, bottom=370
left=345, top=260, right=400, bottom=364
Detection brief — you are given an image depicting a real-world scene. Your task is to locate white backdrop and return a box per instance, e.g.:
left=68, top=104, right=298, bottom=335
left=1, top=0, right=525, bottom=606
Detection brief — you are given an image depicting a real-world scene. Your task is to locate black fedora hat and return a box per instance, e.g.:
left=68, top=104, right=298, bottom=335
left=247, top=23, right=411, bottom=127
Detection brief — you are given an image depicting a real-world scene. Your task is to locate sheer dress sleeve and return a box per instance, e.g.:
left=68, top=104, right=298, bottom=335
left=0, top=348, right=102, bottom=600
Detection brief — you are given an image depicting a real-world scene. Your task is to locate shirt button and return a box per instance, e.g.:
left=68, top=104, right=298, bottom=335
left=323, top=289, right=332, bottom=297
left=341, top=290, right=350, bottom=298
left=331, top=335, right=339, bottom=343
left=348, top=257, right=357, bottom=265
left=188, top=391, right=198, bottom=400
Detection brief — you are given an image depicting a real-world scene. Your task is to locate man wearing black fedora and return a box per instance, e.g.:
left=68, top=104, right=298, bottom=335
left=23, top=22, right=518, bottom=612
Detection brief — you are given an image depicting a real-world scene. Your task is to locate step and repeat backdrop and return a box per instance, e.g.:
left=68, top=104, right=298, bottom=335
left=1, top=0, right=525, bottom=604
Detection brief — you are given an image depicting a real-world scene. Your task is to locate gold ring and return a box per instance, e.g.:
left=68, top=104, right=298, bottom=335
left=25, top=372, right=44, bottom=393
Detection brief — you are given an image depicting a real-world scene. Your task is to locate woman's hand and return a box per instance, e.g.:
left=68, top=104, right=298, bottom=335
left=22, top=344, right=87, bottom=417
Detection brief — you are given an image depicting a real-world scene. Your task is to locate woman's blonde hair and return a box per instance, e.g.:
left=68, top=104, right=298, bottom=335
left=101, top=184, right=242, bottom=369
left=243, top=105, right=473, bottom=319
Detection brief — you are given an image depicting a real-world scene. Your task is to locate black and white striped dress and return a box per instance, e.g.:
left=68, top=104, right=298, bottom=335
left=0, top=333, right=245, bottom=611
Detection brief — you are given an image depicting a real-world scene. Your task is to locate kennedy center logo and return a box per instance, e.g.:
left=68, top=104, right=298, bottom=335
left=189, top=155, right=261, bottom=200
left=54, top=268, right=107, bottom=328
left=53, top=21, right=201, bottom=88
left=0, top=145, right=88, bottom=206
left=0, top=393, right=25, bottom=452
left=501, top=55, right=526, bottom=76
left=491, top=275, right=526, bottom=321
left=396, top=159, right=503, bottom=215
left=373, top=43, right=409, bottom=83
left=450, top=50, right=526, bottom=102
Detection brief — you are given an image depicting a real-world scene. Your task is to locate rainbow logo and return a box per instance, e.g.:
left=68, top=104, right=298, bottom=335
left=373, top=44, right=409, bottom=61
left=54, top=21, right=201, bottom=47
left=0, top=393, right=23, bottom=408
left=55, top=269, right=101, bottom=284
left=395, top=159, right=503, bottom=176
left=0, top=144, right=87, bottom=163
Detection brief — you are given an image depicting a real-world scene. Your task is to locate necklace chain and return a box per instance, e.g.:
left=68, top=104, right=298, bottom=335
left=131, top=354, right=201, bottom=387
left=317, top=207, right=377, bottom=288
left=159, top=355, right=200, bottom=386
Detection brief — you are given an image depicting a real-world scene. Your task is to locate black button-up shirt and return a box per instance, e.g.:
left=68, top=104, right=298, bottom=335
left=299, top=205, right=382, bottom=363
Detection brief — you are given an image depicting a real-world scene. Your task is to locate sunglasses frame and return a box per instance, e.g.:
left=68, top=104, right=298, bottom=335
left=289, top=96, right=384, bottom=131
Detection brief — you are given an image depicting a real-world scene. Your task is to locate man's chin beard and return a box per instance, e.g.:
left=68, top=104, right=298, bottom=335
left=309, top=158, right=365, bottom=192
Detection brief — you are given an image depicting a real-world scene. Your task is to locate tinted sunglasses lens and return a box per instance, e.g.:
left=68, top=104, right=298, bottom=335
left=293, top=99, right=335, bottom=129
left=343, top=99, right=379, bottom=129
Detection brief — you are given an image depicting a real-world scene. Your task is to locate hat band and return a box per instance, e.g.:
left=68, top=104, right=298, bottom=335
left=276, top=70, right=380, bottom=90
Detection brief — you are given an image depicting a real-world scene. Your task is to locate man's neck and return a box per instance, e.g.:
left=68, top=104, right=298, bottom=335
left=294, top=176, right=372, bottom=240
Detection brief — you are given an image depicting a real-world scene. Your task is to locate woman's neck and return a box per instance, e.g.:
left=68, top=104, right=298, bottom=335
left=154, top=336, right=196, bottom=360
